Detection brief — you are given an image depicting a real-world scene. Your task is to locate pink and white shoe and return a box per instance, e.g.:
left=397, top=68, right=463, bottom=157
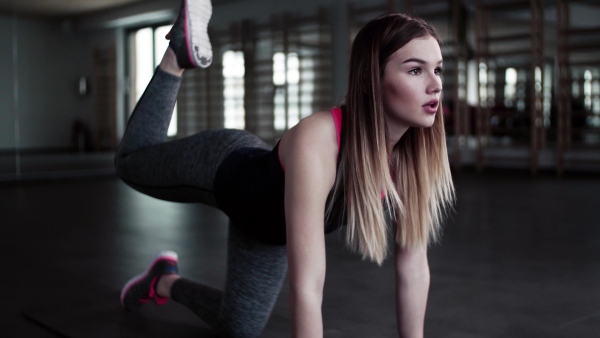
left=167, top=0, right=213, bottom=68
left=120, top=251, right=179, bottom=311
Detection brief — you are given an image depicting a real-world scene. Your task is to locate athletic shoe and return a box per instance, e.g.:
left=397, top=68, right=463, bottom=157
left=167, top=0, right=213, bottom=68
left=120, top=251, right=179, bottom=311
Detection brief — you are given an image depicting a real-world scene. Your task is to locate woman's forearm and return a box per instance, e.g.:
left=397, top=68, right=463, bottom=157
left=395, top=247, right=430, bottom=338
left=290, top=290, right=323, bottom=338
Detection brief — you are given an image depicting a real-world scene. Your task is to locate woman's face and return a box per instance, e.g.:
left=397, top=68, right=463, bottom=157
left=381, top=35, right=443, bottom=139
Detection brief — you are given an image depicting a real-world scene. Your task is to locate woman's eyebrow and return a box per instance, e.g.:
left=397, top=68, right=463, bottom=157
left=402, top=57, right=444, bottom=65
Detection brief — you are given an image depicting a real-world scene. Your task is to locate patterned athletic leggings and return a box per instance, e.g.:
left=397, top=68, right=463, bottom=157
left=114, top=67, right=288, bottom=337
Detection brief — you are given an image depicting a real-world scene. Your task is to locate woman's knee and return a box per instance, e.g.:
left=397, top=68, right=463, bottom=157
left=113, top=150, right=131, bottom=181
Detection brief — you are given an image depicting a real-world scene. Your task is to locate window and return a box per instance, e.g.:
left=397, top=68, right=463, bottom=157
left=128, top=25, right=177, bottom=136
left=273, top=52, right=314, bottom=131
left=223, top=50, right=245, bottom=129
left=478, top=62, right=488, bottom=107
left=584, top=69, right=600, bottom=127
left=504, top=67, right=517, bottom=108
left=584, top=70, right=593, bottom=112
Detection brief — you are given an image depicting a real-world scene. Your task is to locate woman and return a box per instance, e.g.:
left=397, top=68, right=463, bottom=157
left=116, top=0, right=455, bottom=337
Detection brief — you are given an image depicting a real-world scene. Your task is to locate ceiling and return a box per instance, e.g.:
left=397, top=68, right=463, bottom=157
left=0, top=0, right=145, bottom=18
left=2, top=0, right=600, bottom=23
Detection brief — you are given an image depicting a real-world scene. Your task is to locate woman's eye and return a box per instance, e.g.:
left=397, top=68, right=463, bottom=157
left=408, top=68, right=422, bottom=75
left=435, top=67, right=443, bottom=75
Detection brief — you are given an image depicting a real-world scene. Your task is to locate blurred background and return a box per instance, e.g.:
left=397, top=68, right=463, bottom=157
left=1, top=0, right=599, bottom=179
left=1, top=1, right=600, bottom=337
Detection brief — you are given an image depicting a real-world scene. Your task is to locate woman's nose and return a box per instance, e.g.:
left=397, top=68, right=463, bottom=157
left=428, top=73, right=442, bottom=94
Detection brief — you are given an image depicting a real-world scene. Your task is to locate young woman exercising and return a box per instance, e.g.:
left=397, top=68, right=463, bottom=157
left=116, top=0, right=455, bottom=337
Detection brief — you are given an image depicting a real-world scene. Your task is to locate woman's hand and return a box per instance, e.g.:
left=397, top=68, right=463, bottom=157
left=395, top=244, right=430, bottom=338
left=281, top=112, right=338, bottom=338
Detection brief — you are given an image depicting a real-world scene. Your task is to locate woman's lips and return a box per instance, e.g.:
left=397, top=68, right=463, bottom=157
left=422, top=99, right=439, bottom=114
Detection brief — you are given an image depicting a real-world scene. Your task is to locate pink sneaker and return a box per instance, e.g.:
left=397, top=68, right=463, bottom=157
left=120, top=251, right=179, bottom=311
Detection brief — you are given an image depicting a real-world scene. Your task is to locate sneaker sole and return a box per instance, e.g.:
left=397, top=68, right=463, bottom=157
left=186, top=0, right=213, bottom=68
left=120, top=251, right=179, bottom=309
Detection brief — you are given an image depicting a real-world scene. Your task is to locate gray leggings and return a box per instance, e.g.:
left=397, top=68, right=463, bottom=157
left=114, top=67, right=288, bottom=337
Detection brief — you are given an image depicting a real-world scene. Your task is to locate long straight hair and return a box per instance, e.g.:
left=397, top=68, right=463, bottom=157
left=327, top=13, right=455, bottom=265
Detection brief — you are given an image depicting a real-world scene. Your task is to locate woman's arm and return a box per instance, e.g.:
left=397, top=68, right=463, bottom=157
left=395, top=244, right=430, bottom=338
left=281, top=112, right=338, bottom=338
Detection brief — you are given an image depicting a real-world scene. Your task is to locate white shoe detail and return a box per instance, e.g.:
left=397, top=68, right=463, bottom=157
left=187, top=0, right=213, bottom=68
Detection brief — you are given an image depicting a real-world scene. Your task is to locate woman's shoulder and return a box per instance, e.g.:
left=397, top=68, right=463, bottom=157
left=284, top=110, right=337, bottom=147
left=278, top=110, right=338, bottom=168
left=299, top=110, right=336, bottom=131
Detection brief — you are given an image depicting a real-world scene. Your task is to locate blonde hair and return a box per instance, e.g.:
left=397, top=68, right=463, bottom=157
left=327, top=13, right=455, bottom=265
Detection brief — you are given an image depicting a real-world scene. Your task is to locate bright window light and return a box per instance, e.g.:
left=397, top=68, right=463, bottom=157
left=287, top=53, right=299, bottom=84
left=134, top=28, right=153, bottom=103
left=273, top=53, right=286, bottom=86
left=131, top=25, right=178, bottom=137
left=223, top=50, right=245, bottom=129
left=584, top=70, right=592, bottom=111
left=504, top=67, right=517, bottom=107
left=154, top=25, right=177, bottom=136
left=273, top=52, right=313, bottom=131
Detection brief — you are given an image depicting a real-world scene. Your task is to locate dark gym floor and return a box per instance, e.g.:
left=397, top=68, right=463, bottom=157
left=2, top=168, right=599, bottom=337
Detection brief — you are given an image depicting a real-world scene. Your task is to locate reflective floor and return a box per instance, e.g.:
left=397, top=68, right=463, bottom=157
left=2, top=168, right=599, bottom=337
